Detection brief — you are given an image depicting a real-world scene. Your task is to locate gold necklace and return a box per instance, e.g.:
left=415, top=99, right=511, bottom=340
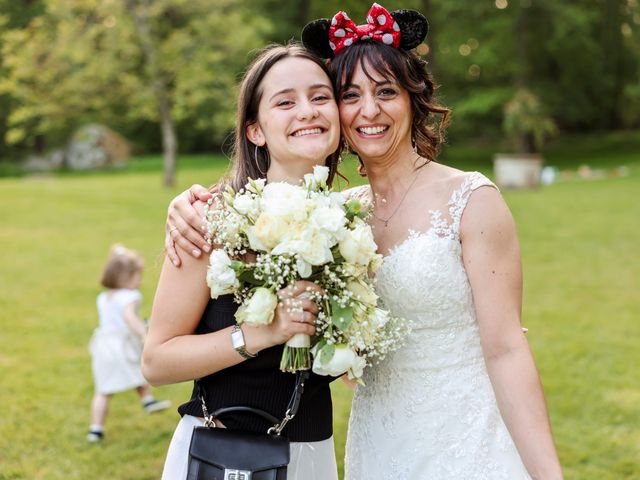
left=371, top=161, right=427, bottom=227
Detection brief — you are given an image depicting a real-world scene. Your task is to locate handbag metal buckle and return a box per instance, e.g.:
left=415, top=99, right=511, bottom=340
left=223, top=469, right=252, bottom=480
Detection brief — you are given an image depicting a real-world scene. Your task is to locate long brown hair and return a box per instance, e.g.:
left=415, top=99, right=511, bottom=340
left=330, top=41, right=450, bottom=175
left=221, top=43, right=342, bottom=192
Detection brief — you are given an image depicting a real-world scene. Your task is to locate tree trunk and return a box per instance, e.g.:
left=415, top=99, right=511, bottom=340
left=124, top=0, right=177, bottom=186
left=158, top=95, right=177, bottom=187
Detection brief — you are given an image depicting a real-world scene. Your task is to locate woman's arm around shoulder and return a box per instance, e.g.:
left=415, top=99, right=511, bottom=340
left=460, top=186, right=563, bottom=480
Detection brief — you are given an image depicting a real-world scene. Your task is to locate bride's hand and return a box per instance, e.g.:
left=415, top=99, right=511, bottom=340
left=166, top=184, right=212, bottom=266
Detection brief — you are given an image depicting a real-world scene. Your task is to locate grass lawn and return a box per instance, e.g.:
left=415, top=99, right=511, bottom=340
left=1, top=143, right=639, bottom=479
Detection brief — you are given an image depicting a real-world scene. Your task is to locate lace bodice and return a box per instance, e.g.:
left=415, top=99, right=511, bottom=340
left=345, top=172, right=531, bottom=480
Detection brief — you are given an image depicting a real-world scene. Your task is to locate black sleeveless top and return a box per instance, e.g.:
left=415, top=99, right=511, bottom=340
left=178, top=295, right=334, bottom=442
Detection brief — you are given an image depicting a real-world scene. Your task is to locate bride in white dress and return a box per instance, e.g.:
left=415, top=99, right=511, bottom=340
left=327, top=12, right=563, bottom=479
left=345, top=172, right=537, bottom=479
left=164, top=5, right=563, bottom=478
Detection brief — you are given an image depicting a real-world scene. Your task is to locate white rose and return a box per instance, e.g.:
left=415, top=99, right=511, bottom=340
left=313, top=165, right=329, bottom=185
left=296, top=257, right=312, bottom=278
left=340, top=262, right=369, bottom=278
left=312, top=344, right=366, bottom=379
left=206, top=250, right=239, bottom=298
left=233, top=194, right=255, bottom=215
left=339, top=219, right=378, bottom=265
left=248, top=213, right=290, bottom=251
left=348, top=354, right=367, bottom=380
left=272, top=227, right=334, bottom=267
left=309, top=206, right=347, bottom=240
left=347, top=279, right=378, bottom=306
left=246, top=178, right=266, bottom=194
left=235, top=287, right=278, bottom=325
left=296, top=229, right=334, bottom=266
left=369, top=252, right=383, bottom=273
left=303, top=172, right=316, bottom=189
left=261, top=182, right=308, bottom=220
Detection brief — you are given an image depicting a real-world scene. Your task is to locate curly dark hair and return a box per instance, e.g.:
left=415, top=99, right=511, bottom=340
left=329, top=41, right=450, bottom=175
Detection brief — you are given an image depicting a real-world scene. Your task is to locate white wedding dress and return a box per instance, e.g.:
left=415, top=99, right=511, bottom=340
left=344, top=172, right=531, bottom=479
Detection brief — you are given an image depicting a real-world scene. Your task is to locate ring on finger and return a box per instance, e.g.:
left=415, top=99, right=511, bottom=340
left=286, top=299, right=301, bottom=313
left=169, top=225, right=178, bottom=233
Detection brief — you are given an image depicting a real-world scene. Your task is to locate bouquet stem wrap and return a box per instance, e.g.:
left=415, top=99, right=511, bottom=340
left=280, top=333, right=311, bottom=372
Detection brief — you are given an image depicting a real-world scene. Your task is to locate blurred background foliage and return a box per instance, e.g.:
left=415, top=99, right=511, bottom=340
left=0, top=0, right=638, bottom=168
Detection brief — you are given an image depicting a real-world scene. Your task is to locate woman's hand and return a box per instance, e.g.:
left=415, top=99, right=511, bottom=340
left=243, top=281, right=323, bottom=352
left=165, top=184, right=212, bottom=266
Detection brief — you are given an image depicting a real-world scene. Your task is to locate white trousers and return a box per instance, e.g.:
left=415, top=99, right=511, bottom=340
left=161, top=415, right=338, bottom=480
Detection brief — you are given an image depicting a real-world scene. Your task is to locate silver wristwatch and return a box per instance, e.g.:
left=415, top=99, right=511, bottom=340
left=230, top=325, right=257, bottom=359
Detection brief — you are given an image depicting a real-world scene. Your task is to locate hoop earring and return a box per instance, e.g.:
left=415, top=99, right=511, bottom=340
left=254, top=144, right=267, bottom=176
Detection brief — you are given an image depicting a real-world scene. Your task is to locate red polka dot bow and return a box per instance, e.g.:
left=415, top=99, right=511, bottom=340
left=328, top=3, right=401, bottom=55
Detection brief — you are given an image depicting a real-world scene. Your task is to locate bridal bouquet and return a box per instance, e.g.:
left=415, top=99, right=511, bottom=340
left=204, top=166, right=409, bottom=380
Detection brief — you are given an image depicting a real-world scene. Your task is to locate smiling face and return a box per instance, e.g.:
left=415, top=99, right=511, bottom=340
left=338, top=61, right=413, bottom=163
left=246, top=57, right=340, bottom=174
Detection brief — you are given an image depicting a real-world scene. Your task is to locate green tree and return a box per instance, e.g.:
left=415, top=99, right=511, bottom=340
left=409, top=0, right=639, bottom=140
left=0, top=0, right=45, bottom=161
left=0, top=0, right=270, bottom=184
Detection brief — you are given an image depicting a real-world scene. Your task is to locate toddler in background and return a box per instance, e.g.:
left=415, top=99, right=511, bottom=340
left=87, top=244, right=170, bottom=442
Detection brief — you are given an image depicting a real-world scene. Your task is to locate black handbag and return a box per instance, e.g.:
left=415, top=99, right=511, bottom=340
left=187, top=371, right=309, bottom=480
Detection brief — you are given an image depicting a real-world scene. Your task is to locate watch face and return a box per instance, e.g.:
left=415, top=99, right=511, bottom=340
left=231, top=328, right=245, bottom=350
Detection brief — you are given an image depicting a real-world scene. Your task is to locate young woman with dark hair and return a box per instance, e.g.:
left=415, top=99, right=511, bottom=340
left=144, top=43, right=342, bottom=480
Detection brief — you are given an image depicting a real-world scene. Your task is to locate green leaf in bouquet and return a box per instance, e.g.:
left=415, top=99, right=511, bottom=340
left=223, top=185, right=236, bottom=206
left=247, top=178, right=264, bottom=194
left=330, top=298, right=353, bottom=331
left=319, top=342, right=335, bottom=364
left=238, top=269, right=263, bottom=286
left=330, top=245, right=344, bottom=263
left=312, top=338, right=327, bottom=353
left=229, top=260, right=246, bottom=271
left=345, top=198, right=362, bottom=220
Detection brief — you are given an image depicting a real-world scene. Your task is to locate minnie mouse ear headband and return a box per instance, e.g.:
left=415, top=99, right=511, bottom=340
left=302, top=3, right=428, bottom=59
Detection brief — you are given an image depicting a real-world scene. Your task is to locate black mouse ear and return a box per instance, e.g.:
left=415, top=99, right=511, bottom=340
left=391, top=9, right=429, bottom=50
left=301, top=19, right=335, bottom=59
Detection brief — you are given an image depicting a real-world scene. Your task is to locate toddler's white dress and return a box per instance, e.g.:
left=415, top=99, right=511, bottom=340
left=89, top=288, right=146, bottom=394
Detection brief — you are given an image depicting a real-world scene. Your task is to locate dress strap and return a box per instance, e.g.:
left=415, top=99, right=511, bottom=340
left=448, top=172, right=498, bottom=237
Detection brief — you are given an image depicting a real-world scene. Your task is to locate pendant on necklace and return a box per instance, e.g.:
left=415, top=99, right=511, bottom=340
left=383, top=220, right=389, bottom=227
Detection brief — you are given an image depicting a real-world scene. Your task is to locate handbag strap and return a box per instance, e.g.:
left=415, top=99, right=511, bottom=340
left=197, top=370, right=310, bottom=436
